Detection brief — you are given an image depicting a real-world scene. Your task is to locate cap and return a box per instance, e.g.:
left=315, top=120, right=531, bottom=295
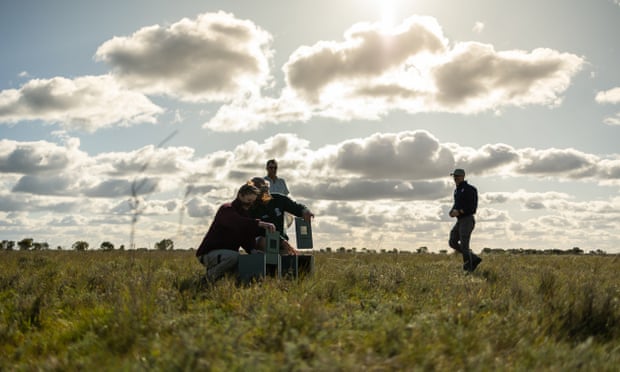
left=450, top=168, right=465, bottom=176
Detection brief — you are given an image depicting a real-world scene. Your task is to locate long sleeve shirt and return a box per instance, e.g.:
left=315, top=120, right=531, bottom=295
left=196, top=199, right=261, bottom=256
left=264, top=176, right=289, bottom=196
left=250, top=193, right=307, bottom=240
left=452, top=181, right=478, bottom=218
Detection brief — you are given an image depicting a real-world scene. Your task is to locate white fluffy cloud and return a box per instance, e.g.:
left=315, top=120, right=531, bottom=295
left=1, top=131, right=619, bottom=252
left=206, top=15, right=584, bottom=131
left=596, top=87, right=620, bottom=125
left=95, top=11, right=273, bottom=103
left=0, top=76, right=163, bottom=132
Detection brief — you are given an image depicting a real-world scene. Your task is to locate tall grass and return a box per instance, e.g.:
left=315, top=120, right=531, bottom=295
left=1, top=251, right=619, bottom=370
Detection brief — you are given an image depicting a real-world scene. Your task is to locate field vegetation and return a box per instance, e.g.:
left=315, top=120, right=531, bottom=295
left=1, top=250, right=619, bottom=371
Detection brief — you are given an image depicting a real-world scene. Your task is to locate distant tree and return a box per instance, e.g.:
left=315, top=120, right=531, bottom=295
left=119, top=244, right=125, bottom=251
left=155, top=239, right=174, bottom=251
left=7, top=241, right=14, bottom=250
left=72, top=241, right=89, bottom=251
left=100, top=241, right=115, bottom=251
left=32, top=242, right=49, bottom=250
left=417, top=246, right=428, bottom=254
left=18, top=238, right=34, bottom=251
left=571, top=247, right=584, bottom=255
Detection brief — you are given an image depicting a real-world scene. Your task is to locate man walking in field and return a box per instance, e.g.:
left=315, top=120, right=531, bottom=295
left=448, top=168, right=482, bottom=272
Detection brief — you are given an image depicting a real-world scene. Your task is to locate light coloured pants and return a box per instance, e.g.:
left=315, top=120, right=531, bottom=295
left=198, top=249, right=239, bottom=282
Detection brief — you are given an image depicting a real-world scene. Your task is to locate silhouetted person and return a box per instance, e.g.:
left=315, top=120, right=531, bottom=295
left=264, top=159, right=289, bottom=195
left=448, top=168, right=482, bottom=272
left=195, top=183, right=275, bottom=283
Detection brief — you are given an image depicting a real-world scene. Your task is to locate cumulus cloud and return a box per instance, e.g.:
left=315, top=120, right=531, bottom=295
left=95, top=11, right=273, bottom=102
left=3, top=131, right=619, bottom=205
left=84, top=178, right=160, bottom=198
left=206, top=15, right=584, bottom=132
left=596, top=87, right=620, bottom=104
left=0, top=139, right=76, bottom=174
left=1, top=130, right=620, bottom=252
left=595, top=87, right=620, bottom=125
left=315, top=131, right=454, bottom=179
left=284, top=16, right=447, bottom=102
left=0, top=76, right=163, bottom=132
left=95, top=145, right=196, bottom=176
left=434, top=44, right=583, bottom=111
left=295, top=179, right=449, bottom=201
left=473, top=22, right=485, bottom=33
left=12, top=174, right=76, bottom=196
left=516, top=147, right=598, bottom=177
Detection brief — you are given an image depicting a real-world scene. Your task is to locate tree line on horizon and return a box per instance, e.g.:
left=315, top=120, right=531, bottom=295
left=1, top=238, right=613, bottom=256
left=0, top=238, right=174, bottom=251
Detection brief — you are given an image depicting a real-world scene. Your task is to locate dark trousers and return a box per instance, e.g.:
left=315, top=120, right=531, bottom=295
left=449, top=215, right=476, bottom=262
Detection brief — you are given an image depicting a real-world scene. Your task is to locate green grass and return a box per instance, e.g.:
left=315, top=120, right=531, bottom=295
left=1, top=251, right=619, bottom=371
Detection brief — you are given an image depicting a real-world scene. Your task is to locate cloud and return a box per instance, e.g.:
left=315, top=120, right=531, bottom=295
left=0, top=76, right=163, bottom=132
left=0, top=139, right=75, bottom=174
left=95, top=145, right=196, bottom=176
left=595, top=87, right=620, bottom=104
left=433, top=44, right=583, bottom=111
left=12, top=174, right=75, bottom=196
left=596, top=87, right=620, bottom=125
left=185, top=196, right=215, bottom=218
left=295, top=179, right=450, bottom=201
left=95, top=11, right=273, bottom=102
left=284, top=16, right=447, bottom=102
left=472, top=22, right=485, bottom=33
left=3, top=131, right=619, bottom=206
left=207, top=15, right=584, bottom=132
left=316, top=130, right=454, bottom=179
left=84, top=178, right=159, bottom=198
left=516, top=148, right=597, bottom=177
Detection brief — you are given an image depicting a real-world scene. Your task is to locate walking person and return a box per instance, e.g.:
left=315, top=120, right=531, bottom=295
left=195, top=183, right=275, bottom=283
left=448, top=168, right=482, bottom=272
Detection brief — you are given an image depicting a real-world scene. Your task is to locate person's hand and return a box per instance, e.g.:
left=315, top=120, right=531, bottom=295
left=259, top=221, right=276, bottom=232
left=302, top=209, right=314, bottom=222
left=281, top=239, right=299, bottom=256
left=449, top=209, right=459, bottom=218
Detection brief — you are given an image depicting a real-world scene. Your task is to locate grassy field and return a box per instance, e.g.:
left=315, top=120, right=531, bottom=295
left=1, top=250, right=619, bottom=371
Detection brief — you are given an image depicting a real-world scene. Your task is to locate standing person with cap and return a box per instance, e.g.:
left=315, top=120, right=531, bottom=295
left=448, top=168, right=482, bottom=272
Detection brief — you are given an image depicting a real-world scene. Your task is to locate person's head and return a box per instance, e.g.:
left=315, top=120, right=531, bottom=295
left=250, top=177, right=272, bottom=204
left=237, top=183, right=260, bottom=209
left=450, top=168, right=466, bottom=185
left=266, top=159, right=278, bottom=178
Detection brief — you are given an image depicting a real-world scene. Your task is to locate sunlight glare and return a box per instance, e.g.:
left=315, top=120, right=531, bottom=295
left=380, top=0, right=400, bottom=27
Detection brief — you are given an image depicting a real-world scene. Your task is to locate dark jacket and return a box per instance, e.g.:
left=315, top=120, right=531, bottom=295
left=452, top=181, right=478, bottom=218
left=250, top=193, right=307, bottom=240
left=196, top=199, right=261, bottom=256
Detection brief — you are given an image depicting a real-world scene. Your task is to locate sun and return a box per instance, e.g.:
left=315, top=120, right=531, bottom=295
left=379, top=0, right=400, bottom=27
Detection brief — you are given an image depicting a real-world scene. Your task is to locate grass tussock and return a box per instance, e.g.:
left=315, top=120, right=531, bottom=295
left=1, top=251, right=619, bottom=371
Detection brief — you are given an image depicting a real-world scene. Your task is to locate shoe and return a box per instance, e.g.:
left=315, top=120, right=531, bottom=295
left=463, top=255, right=482, bottom=272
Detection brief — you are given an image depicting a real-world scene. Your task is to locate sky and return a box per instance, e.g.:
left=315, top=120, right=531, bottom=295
left=1, top=0, right=620, bottom=253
